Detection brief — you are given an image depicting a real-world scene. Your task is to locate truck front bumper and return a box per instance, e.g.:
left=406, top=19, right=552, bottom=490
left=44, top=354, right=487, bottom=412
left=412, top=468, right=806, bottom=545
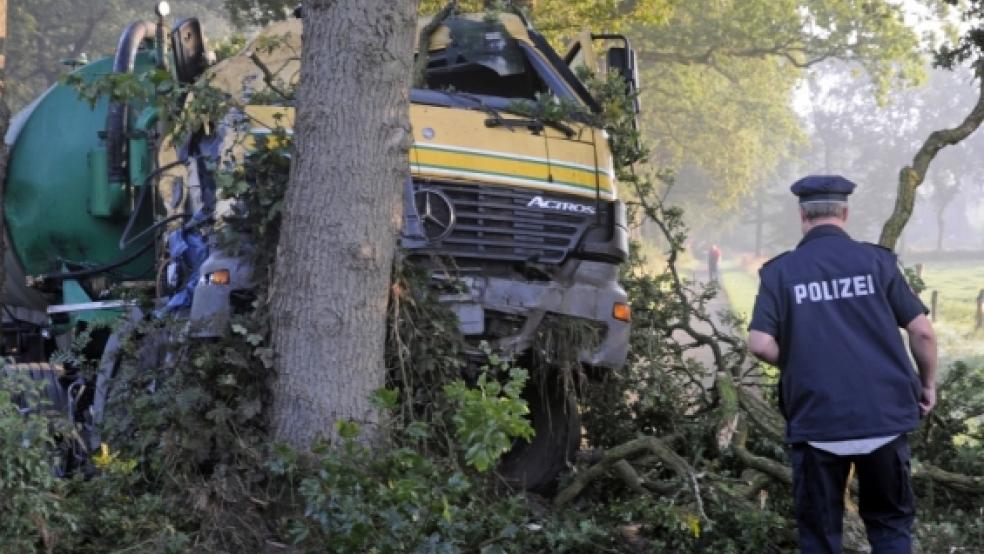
left=442, top=260, right=629, bottom=370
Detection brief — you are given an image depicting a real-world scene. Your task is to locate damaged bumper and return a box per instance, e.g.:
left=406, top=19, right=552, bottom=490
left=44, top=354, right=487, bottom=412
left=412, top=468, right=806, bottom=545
left=442, top=260, right=630, bottom=370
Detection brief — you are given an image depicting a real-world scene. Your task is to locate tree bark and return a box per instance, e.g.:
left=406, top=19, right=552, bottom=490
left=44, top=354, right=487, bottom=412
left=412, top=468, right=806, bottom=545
left=270, top=0, right=418, bottom=449
left=879, top=71, right=984, bottom=250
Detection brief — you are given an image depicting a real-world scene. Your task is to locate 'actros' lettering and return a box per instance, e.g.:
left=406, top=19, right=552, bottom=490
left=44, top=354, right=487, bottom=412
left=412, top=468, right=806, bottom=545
left=792, top=274, right=875, bottom=305
left=527, top=196, right=596, bottom=215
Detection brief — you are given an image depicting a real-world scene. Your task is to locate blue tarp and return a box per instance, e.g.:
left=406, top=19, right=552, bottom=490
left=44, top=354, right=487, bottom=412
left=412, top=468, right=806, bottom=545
left=156, top=227, right=209, bottom=317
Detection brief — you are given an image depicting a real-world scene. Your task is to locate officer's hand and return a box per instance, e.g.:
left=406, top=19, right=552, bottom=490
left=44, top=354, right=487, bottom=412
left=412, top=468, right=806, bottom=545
left=919, top=385, right=937, bottom=416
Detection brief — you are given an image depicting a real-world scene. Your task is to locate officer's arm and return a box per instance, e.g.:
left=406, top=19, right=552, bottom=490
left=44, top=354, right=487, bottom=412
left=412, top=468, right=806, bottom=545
left=748, top=330, right=779, bottom=365
left=906, top=314, right=938, bottom=415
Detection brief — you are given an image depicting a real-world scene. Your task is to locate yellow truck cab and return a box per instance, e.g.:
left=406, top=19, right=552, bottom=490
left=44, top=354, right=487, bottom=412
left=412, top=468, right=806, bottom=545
left=187, top=9, right=639, bottom=490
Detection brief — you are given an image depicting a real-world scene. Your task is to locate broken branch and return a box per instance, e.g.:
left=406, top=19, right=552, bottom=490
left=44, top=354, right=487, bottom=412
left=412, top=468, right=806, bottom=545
left=413, top=1, right=457, bottom=88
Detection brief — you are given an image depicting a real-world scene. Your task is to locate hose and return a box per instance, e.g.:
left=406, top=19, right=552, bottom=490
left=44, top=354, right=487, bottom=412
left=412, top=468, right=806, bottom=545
left=119, top=159, right=189, bottom=251
left=33, top=158, right=198, bottom=284
left=30, top=241, right=155, bottom=285
left=106, top=20, right=159, bottom=184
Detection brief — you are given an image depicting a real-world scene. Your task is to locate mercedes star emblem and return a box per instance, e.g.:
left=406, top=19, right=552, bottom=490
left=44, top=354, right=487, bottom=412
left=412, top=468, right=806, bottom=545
left=413, top=188, right=456, bottom=242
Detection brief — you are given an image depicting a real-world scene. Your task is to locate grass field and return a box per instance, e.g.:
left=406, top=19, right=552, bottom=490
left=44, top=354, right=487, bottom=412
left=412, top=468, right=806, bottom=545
left=717, top=257, right=984, bottom=364
left=920, top=262, right=983, bottom=327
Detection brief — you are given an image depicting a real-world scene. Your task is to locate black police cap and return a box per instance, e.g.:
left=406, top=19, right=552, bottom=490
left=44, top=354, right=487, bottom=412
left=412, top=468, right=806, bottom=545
left=790, top=175, right=857, bottom=203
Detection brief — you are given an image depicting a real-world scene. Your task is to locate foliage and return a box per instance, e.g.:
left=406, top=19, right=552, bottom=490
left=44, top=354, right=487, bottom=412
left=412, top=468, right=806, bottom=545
left=0, top=375, right=76, bottom=554
left=223, top=0, right=295, bottom=27
left=274, top=426, right=533, bottom=552
left=445, top=362, right=534, bottom=472
left=211, top=33, right=250, bottom=62
left=912, top=362, right=984, bottom=477
left=646, top=2, right=925, bottom=222
left=904, top=265, right=927, bottom=295
left=385, top=262, right=466, bottom=435
left=65, top=67, right=239, bottom=153
left=418, top=0, right=675, bottom=44
left=935, top=0, right=984, bottom=70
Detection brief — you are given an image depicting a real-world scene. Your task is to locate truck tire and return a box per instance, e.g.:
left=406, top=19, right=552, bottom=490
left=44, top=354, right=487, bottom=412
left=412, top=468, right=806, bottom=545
left=2, top=362, right=68, bottom=414
left=497, top=376, right=580, bottom=493
left=90, top=315, right=170, bottom=451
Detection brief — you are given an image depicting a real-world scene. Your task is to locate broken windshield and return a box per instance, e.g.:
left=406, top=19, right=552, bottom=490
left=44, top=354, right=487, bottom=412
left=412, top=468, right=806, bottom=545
left=417, top=18, right=582, bottom=107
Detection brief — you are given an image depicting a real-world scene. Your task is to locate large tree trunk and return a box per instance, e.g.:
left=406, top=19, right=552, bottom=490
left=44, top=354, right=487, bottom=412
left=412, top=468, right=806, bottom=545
left=270, top=0, right=418, bottom=449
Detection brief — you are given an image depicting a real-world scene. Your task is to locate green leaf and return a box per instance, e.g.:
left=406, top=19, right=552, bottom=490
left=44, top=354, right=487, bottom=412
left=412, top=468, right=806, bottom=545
left=336, top=420, right=360, bottom=440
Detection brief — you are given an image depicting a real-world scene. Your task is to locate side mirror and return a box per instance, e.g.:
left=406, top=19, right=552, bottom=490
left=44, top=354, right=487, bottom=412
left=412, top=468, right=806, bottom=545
left=606, top=46, right=640, bottom=115
left=171, top=18, right=208, bottom=84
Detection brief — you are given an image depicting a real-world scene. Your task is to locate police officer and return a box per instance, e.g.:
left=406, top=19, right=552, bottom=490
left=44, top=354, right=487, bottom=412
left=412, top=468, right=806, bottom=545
left=747, top=175, right=938, bottom=554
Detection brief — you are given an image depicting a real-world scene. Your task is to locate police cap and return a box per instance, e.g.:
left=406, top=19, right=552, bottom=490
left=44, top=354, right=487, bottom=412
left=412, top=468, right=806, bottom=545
left=790, top=175, right=857, bottom=203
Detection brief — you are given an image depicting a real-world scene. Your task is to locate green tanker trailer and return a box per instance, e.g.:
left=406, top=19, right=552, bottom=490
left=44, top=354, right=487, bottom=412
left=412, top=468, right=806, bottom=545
left=1, top=3, right=226, bottom=472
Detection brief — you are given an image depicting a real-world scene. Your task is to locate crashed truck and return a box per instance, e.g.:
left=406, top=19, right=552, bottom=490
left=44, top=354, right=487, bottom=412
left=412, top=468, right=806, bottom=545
left=1, top=3, right=640, bottom=490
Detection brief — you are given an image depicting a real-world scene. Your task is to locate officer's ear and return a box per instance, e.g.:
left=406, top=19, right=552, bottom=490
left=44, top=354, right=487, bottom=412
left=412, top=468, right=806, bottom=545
left=842, top=205, right=849, bottom=222
left=799, top=206, right=807, bottom=223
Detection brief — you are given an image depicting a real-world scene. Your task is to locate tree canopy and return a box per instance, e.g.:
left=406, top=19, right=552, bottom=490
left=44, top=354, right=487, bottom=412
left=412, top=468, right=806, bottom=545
left=414, top=1, right=928, bottom=218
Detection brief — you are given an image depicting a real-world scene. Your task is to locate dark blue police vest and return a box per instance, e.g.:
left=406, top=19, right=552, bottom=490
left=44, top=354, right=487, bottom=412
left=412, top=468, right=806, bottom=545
left=749, top=225, right=926, bottom=443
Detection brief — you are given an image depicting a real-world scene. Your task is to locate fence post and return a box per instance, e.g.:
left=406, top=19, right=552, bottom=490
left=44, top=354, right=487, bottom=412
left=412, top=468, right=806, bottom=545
left=930, top=290, right=939, bottom=322
left=915, top=263, right=924, bottom=279
left=977, top=289, right=984, bottom=330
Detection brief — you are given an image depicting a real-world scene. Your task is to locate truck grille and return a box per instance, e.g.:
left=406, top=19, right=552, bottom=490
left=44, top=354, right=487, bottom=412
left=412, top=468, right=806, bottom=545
left=411, top=181, right=599, bottom=264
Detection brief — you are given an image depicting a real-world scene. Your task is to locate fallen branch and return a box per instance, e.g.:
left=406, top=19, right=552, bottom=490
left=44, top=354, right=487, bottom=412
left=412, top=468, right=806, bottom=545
left=613, top=459, right=647, bottom=495
left=737, top=387, right=785, bottom=444
left=914, top=462, right=984, bottom=494
left=248, top=52, right=295, bottom=100
left=554, top=435, right=703, bottom=517
left=740, top=470, right=774, bottom=502
left=733, top=444, right=792, bottom=486
left=413, top=1, right=457, bottom=88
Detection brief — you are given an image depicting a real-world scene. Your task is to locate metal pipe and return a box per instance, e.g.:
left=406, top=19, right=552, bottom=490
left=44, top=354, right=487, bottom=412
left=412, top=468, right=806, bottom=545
left=105, top=20, right=158, bottom=185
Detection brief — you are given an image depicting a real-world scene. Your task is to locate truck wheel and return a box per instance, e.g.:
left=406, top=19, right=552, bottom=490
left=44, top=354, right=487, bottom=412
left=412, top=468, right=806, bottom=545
left=89, top=317, right=170, bottom=451
left=497, top=376, right=580, bottom=493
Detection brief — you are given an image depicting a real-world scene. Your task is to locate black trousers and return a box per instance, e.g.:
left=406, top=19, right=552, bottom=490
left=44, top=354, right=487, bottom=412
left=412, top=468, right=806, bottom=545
left=789, top=435, right=915, bottom=554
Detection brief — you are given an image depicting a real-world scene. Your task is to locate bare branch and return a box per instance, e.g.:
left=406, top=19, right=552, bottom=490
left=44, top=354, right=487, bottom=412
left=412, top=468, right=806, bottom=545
left=413, top=1, right=457, bottom=89
left=880, top=65, right=984, bottom=248
left=249, top=52, right=295, bottom=100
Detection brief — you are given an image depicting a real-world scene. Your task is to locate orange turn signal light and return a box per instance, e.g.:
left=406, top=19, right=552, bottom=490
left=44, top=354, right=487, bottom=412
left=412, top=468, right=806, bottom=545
left=613, top=302, right=632, bottom=322
left=209, top=269, right=231, bottom=285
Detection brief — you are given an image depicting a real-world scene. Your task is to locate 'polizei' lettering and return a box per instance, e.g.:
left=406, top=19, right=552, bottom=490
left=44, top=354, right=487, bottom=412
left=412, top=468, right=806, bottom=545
left=793, top=274, right=875, bottom=305
left=527, top=196, right=596, bottom=215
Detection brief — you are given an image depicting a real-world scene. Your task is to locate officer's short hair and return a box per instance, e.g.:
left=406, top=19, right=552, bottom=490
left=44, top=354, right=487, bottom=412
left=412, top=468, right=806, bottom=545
left=801, top=200, right=847, bottom=221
